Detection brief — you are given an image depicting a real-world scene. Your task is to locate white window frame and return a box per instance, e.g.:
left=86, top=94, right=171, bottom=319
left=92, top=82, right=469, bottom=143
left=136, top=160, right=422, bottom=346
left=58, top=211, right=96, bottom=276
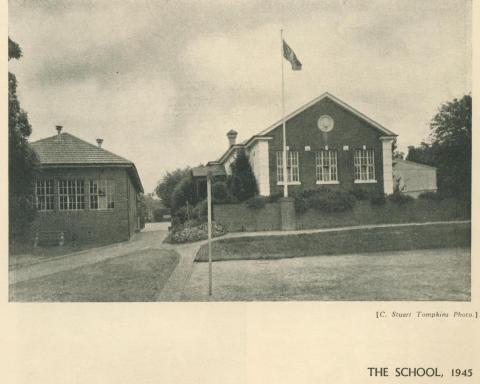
left=58, top=179, right=85, bottom=210
left=36, top=179, right=55, bottom=211
left=354, top=149, right=377, bottom=183
left=89, top=179, right=115, bottom=210
left=316, top=150, right=339, bottom=184
left=276, top=151, right=301, bottom=185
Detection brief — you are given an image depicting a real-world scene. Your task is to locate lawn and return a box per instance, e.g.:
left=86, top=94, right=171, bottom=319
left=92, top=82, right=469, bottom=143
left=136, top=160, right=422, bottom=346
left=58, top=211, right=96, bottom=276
left=9, top=249, right=180, bottom=302
left=184, top=248, right=470, bottom=301
left=196, top=222, right=470, bottom=261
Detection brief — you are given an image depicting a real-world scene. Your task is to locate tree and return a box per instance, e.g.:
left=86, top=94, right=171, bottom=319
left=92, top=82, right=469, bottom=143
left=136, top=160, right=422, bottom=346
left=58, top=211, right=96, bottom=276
left=228, top=149, right=258, bottom=201
left=9, top=37, right=38, bottom=241
left=406, top=95, right=471, bottom=198
left=154, top=167, right=191, bottom=208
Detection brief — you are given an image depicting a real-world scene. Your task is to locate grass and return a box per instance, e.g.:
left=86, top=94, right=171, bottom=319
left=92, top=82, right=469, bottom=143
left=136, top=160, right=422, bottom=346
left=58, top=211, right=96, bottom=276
left=184, top=248, right=470, bottom=301
left=195, top=222, right=470, bottom=262
left=9, top=249, right=180, bottom=302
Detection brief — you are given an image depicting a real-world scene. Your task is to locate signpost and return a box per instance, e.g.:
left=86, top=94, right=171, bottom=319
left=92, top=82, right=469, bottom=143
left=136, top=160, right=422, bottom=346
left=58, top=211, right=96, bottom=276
left=207, top=171, right=213, bottom=296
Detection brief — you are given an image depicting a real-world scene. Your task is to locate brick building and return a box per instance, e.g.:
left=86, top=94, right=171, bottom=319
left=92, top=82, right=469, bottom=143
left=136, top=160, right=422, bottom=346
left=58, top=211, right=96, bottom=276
left=207, top=92, right=398, bottom=196
left=30, top=126, right=144, bottom=245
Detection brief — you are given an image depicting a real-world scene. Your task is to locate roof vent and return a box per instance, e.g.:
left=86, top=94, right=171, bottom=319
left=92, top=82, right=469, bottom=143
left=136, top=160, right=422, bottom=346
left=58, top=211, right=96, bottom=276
left=96, top=138, right=104, bottom=148
left=56, top=125, right=63, bottom=135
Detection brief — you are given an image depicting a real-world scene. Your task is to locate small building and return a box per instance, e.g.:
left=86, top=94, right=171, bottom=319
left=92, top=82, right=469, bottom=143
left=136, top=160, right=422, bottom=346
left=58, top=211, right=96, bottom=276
left=206, top=92, right=398, bottom=196
left=393, top=159, right=437, bottom=197
left=30, top=126, right=144, bottom=245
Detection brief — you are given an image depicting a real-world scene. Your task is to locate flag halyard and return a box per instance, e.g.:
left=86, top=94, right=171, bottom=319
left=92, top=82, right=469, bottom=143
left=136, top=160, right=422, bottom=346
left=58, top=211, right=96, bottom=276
left=283, top=40, right=302, bottom=70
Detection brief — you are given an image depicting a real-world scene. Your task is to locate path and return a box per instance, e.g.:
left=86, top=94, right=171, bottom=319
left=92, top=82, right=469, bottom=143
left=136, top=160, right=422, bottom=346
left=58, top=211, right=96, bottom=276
left=9, top=223, right=170, bottom=285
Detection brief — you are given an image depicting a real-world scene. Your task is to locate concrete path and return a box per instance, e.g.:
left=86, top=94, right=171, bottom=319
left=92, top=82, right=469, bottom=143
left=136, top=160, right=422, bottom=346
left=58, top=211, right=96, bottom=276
left=220, top=220, right=471, bottom=239
left=9, top=224, right=170, bottom=285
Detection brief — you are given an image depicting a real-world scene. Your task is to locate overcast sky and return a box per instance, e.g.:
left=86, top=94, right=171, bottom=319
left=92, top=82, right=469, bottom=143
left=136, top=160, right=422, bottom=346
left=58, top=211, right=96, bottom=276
left=9, top=0, right=471, bottom=193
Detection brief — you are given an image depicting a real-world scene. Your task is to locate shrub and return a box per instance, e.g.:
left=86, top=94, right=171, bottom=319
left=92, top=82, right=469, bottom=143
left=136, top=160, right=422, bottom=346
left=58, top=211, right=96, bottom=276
left=164, top=221, right=227, bottom=244
left=387, top=191, right=414, bottom=205
left=171, top=174, right=197, bottom=212
left=267, top=192, right=283, bottom=203
left=192, top=199, right=208, bottom=222
left=307, top=189, right=355, bottom=213
left=418, top=191, right=443, bottom=200
left=294, top=195, right=308, bottom=214
left=228, top=149, right=258, bottom=201
left=369, top=193, right=386, bottom=206
left=246, top=195, right=267, bottom=209
left=349, top=187, right=370, bottom=201
left=212, top=181, right=229, bottom=202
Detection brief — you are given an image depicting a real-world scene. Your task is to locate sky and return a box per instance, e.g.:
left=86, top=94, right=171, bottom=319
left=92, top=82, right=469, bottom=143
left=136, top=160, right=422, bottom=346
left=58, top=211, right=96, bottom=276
left=9, top=0, right=472, bottom=193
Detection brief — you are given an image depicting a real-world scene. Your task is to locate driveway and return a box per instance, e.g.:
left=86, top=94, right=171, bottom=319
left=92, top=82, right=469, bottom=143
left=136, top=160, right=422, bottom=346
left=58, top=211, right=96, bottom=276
left=9, top=222, right=171, bottom=285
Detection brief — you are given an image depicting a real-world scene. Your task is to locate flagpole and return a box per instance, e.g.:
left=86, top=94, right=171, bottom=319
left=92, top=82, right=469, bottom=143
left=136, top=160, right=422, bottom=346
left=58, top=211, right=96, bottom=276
left=281, top=29, right=288, bottom=198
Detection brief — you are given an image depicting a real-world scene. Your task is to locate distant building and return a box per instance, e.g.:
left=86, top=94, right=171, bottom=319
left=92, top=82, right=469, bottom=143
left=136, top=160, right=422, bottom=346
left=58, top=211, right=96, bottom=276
left=205, top=92, right=398, bottom=196
left=393, top=159, right=437, bottom=197
left=30, top=126, right=143, bottom=245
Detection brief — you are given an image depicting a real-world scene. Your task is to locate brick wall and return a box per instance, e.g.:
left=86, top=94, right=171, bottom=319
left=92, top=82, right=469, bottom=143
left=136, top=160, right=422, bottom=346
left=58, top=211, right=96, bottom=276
left=214, top=203, right=281, bottom=232
left=267, top=97, right=385, bottom=195
left=32, top=166, right=138, bottom=245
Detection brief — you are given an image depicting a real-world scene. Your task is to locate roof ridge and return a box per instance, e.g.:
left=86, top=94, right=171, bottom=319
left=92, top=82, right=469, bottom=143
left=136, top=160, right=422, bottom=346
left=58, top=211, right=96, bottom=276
left=61, top=132, right=133, bottom=163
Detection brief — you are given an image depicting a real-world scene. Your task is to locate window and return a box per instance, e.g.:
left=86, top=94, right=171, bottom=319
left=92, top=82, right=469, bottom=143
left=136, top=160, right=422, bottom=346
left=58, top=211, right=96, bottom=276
left=90, top=180, right=115, bottom=209
left=276, top=151, right=300, bottom=183
left=36, top=180, right=54, bottom=211
left=58, top=180, right=85, bottom=210
left=316, top=151, right=338, bottom=183
left=354, top=149, right=376, bottom=181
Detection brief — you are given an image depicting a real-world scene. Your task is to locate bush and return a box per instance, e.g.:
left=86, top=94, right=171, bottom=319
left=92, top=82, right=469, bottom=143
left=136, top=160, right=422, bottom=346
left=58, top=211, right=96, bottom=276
left=349, top=187, right=370, bottom=201
left=164, top=221, right=227, bottom=244
left=171, top=174, right=197, bottom=212
left=212, top=181, right=229, bottom=202
left=294, top=195, right=308, bottom=214
left=387, top=191, right=414, bottom=205
left=192, top=199, right=208, bottom=222
left=267, top=192, right=283, bottom=203
left=369, top=193, right=386, bottom=206
left=418, top=191, right=443, bottom=200
left=307, top=189, right=355, bottom=213
left=246, top=195, right=267, bottom=209
left=228, top=149, right=258, bottom=202
left=153, top=208, right=170, bottom=222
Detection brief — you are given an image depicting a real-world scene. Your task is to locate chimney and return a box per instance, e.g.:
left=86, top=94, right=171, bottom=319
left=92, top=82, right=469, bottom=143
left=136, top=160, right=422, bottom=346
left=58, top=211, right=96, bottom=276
left=227, top=129, right=238, bottom=147
left=56, top=125, right=63, bottom=135
left=96, top=138, right=104, bottom=148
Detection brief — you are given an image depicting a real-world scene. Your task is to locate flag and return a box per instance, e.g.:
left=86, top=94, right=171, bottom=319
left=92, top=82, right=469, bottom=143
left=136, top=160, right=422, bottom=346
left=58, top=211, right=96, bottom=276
left=283, top=39, right=302, bottom=70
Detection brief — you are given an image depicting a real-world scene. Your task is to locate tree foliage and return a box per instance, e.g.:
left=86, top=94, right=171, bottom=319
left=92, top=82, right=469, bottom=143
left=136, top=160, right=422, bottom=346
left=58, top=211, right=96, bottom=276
left=406, top=95, right=471, bottom=198
left=154, top=167, right=191, bottom=208
left=9, top=37, right=38, bottom=241
left=228, top=149, right=258, bottom=202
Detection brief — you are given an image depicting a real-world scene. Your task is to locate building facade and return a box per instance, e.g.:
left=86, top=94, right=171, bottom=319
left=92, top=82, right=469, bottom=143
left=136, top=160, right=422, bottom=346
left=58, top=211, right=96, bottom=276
left=208, top=92, right=398, bottom=196
left=393, top=159, right=437, bottom=197
left=30, top=127, right=144, bottom=245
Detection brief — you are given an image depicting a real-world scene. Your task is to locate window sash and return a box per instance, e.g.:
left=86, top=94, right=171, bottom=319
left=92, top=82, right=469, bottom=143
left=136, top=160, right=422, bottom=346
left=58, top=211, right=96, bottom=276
left=36, top=180, right=55, bottom=211
left=354, top=149, right=375, bottom=181
left=276, top=151, right=299, bottom=183
left=58, top=180, right=85, bottom=210
left=316, top=151, right=338, bottom=182
left=90, top=180, right=115, bottom=209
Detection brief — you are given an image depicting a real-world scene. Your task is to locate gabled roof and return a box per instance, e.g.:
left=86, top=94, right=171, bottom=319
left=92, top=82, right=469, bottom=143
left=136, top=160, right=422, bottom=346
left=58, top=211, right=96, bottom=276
left=257, top=92, right=397, bottom=137
left=31, top=132, right=143, bottom=192
left=31, top=132, right=132, bottom=164
left=209, top=92, right=397, bottom=166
